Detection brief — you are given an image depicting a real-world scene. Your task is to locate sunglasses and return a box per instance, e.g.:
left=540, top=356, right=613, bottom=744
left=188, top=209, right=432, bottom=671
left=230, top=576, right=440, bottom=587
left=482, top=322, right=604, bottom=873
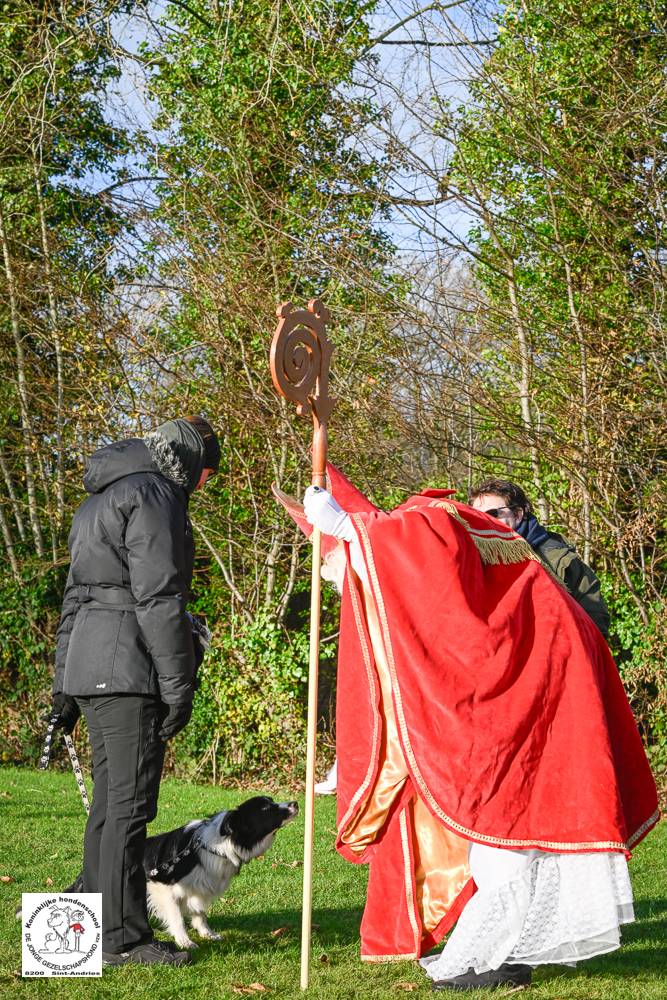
left=484, top=506, right=519, bottom=519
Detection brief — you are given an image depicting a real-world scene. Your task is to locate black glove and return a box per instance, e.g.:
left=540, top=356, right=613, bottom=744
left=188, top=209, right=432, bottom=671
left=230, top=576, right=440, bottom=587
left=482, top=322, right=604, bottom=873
left=188, top=613, right=211, bottom=670
left=193, top=635, right=205, bottom=671
left=158, top=702, right=193, bottom=741
left=50, top=693, right=81, bottom=735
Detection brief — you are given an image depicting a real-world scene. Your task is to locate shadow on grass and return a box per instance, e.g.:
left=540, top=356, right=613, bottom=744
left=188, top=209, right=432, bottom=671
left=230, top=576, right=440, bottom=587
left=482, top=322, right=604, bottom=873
left=151, top=896, right=667, bottom=970
left=156, top=906, right=365, bottom=953
left=564, top=897, right=667, bottom=982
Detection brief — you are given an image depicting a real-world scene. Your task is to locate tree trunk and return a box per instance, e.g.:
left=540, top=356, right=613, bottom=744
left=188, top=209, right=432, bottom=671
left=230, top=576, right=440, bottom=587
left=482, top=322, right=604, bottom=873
left=506, top=262, right=548, bottom=521
left=544, top=178, right=592, bottom=560
left=0, top=501, right=20, bottom=580
left=0, top=205, right=45, bottom=557
left=33, top=155, right=66, bottom=531
left=0, top=448, right=26, bottom=541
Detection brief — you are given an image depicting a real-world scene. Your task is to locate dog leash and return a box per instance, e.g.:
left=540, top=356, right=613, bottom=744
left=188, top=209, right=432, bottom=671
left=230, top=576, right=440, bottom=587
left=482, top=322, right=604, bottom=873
left=38, top=712, right=60, bottom=770
left=63, top=734, right=90, bottom=815
left=147, top=842, right=201, bottom=878
left=38, top=715, right=90, bottom=816
left=146, top=830, right=211, bottom=878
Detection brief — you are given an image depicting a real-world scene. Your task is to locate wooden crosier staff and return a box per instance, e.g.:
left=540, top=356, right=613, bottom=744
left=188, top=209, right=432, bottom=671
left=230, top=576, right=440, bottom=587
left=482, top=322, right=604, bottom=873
left=270, top=298, right=334, bottom=990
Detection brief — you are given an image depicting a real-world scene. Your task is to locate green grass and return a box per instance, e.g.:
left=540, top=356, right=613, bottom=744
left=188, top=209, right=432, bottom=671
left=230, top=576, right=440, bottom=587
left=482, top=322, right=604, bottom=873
left=0, top=766, right=665, bottom=999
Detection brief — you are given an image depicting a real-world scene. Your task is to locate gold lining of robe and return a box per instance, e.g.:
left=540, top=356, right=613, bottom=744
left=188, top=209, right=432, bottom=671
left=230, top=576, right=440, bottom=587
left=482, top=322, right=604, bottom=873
left=340, top=574, right=470, bottom=934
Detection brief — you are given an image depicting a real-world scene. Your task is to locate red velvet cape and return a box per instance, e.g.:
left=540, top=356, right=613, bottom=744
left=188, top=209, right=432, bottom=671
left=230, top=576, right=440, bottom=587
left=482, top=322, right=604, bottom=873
left=331, top=484, right=658, bottom=959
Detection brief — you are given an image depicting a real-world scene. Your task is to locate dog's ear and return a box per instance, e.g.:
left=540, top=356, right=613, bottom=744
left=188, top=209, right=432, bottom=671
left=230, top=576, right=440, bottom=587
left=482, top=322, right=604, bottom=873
left=219, top=812, right=234, bottom=838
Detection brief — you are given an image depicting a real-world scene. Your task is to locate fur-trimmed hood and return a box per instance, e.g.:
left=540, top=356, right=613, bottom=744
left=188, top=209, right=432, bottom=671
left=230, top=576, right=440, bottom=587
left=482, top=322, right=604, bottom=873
left=144, top=432, right=188, bottom=487
left=145, top=419, right=205, bottom=494
left=82, top=420, right=205, bottom=496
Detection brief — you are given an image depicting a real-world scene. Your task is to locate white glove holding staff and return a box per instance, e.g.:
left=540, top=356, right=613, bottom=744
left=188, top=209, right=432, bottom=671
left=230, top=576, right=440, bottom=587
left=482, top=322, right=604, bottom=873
left=303, top=486, right=369, bottom=587
left=303, top=486, right=356, bottom=542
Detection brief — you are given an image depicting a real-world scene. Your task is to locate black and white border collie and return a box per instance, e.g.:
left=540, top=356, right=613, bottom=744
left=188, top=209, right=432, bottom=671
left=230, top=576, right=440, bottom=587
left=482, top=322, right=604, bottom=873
left=143, top=795, right=298, bottom=949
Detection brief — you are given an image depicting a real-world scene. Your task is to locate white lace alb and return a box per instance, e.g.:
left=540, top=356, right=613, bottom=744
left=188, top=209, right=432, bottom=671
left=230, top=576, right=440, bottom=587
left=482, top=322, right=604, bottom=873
left=421, top=848, right=634, bottom=980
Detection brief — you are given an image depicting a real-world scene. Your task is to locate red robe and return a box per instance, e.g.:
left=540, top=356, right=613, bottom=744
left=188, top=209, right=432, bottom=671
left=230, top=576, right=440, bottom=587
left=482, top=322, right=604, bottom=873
left=328, top=477, right=658, bottom=961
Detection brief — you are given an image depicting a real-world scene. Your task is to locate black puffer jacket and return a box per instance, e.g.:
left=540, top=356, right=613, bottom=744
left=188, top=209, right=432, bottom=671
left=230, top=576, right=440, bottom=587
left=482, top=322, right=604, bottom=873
left=53, top=423, right=205, bottom=705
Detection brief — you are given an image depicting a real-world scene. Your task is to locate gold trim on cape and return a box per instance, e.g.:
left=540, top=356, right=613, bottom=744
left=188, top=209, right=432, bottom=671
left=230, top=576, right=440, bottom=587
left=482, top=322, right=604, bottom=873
left=361, top=953, right=419, bottom=963
left=399, top=808, right=421, bottom=953
left=626, top=810, right=660, bottom=848
left=336, top=569, right=382, bottom=840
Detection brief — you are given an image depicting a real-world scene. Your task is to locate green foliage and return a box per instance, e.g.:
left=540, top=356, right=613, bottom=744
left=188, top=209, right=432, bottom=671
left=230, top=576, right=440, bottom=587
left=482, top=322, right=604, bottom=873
left=178, top=581, right=343, bottom=781
left=0, top=1, right=134, bottom=563
left=179, top=608, right=309, bottom=779
left=140, top=0, right=394, bottom=312
left=0, top=560, right=66, bottom=764
left=450, top=0, right=666, bottom=500
left=601, top=574, right=667, bottom=778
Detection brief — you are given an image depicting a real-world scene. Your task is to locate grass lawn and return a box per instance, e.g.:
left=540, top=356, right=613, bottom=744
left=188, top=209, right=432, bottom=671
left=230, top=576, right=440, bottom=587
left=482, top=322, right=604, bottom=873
left=0, top=766, right=665, bottom=999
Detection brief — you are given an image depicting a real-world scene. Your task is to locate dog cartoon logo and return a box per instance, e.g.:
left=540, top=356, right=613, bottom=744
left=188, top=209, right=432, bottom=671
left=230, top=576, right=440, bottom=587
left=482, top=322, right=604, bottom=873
left=22, top=894, right=101, bottom=977
left=39, top=906, right=72, bottom=954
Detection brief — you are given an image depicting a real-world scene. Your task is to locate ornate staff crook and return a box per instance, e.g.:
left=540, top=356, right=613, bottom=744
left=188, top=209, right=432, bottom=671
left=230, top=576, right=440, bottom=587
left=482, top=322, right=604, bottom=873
left=270, top=298, right=334, bottom=990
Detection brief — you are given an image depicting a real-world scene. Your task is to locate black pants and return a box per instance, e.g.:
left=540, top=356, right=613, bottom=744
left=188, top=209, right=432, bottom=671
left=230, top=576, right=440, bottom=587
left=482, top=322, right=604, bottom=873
left=75, top=695, right=166, bottom=954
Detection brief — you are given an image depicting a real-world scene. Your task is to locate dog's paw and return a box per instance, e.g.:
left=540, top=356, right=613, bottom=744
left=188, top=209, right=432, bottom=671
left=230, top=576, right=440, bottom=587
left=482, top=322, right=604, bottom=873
left=175, top=937, right=198, bottom=950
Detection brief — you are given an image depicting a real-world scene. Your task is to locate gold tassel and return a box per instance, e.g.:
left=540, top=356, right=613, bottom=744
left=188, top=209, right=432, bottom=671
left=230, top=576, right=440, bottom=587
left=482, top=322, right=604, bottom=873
left=470, top=534, right=540, bottom=567
left=430, top=500, right=542, bottom=568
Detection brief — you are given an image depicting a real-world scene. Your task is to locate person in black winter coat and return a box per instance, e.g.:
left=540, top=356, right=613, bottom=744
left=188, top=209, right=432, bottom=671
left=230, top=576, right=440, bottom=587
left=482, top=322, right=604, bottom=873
left=49, top=416, right=220, bottom=967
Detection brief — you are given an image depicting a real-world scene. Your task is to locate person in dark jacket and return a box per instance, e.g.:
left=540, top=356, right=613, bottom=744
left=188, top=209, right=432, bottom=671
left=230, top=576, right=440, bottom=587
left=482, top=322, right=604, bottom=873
left=469, top=478, right=610, bottom=639
left=48, top=415, right=220, bottom=967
